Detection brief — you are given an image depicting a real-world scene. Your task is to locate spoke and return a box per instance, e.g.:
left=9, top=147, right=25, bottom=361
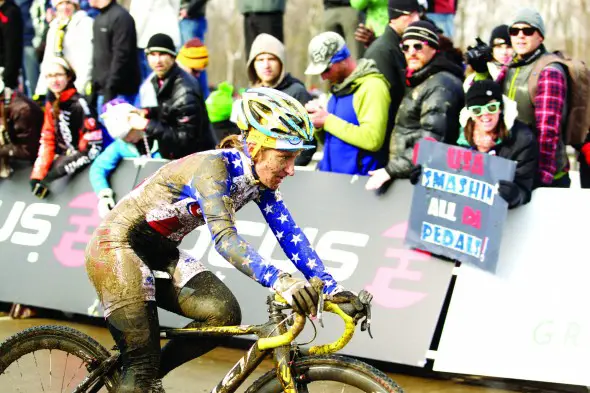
left=49, top=349, right=52, bottom=390
left=65, top=358, right=86, bottom=389
left=32, top=352, right=46, bottom=392
left=61, top=352, right=69, bottom=393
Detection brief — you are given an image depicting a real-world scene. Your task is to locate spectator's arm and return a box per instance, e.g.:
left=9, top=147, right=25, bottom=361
left=89, top=140, right=124, bottom=194
left=144, top=89, right=203, bottom=151
left=322, top=77, right=390, bottom=152
left=511, top=130, right=539, bottom=207
left=4, top=5, right=24, bottom=88
left=534, top=66, right=567, bottom=185
left=30, top=104, right=56, bottom=180
left=77, top=15, right=94, bottom=95
left=105, top=14, right=138, bottom=101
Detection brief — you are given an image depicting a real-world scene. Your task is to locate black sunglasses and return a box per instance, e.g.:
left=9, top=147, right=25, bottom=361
left=508, top=26, right=537, bottom=36
left=400, top=42, right=427, bottom=53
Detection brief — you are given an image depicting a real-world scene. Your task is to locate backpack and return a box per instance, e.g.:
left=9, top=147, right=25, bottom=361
left=528, top=51, right=590, bottom=146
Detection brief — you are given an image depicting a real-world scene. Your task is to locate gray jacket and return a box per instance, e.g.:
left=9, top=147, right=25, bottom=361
left=385, top=55, right=464, bottom=177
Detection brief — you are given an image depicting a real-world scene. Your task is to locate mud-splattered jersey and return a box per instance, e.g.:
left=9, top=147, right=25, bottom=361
left=109, top=148, right=339, bottom=293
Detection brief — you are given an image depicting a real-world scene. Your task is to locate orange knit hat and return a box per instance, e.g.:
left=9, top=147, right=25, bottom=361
left=177, top=38, right=209, bottom=71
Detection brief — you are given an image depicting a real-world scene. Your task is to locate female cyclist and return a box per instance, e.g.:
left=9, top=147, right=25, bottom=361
left=85, top=87, right=352, bottom=392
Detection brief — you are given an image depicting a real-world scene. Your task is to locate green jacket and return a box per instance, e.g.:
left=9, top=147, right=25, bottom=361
left=320, top=59, right=391, bottom=153
left=350, top=0, right=388, bottom=36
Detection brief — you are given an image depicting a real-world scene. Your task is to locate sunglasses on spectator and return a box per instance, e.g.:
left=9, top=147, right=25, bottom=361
left=508, top=26, right=537, bottom=36
left=468, top=102, right=501, bottom=116
left=400, top=42, right=428, bottom=53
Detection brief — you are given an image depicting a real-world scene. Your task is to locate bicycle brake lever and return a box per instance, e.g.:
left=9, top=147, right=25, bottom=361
left=358, top=290, right=373, bottom=338
left=308, top=277, right=325, bottom=327
left=317, top=295, right=325, bottom=328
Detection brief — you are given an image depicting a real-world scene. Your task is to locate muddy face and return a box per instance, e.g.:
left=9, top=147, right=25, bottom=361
left=254, top=149, right=299, bottom=190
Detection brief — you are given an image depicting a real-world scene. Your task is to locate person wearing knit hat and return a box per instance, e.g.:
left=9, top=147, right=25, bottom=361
left=129, top=32, right=216, bottom=160
left=247, top=33, right=316, bottom=165
left=400, top=20, right=439, bottom=73
left=52, top=0, right=80, bottom=8
left=449, top=80, right=538, bottom=209
left=366, top=19, right=464, bottom=191
left=499, top=7, right=570, bottom=188
left=489, top=24, right=513, bottom=66
left=177, top=38, right=209, bottom=78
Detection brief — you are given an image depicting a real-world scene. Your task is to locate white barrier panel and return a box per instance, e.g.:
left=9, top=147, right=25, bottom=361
left=434, top=188, right=590, bottom=386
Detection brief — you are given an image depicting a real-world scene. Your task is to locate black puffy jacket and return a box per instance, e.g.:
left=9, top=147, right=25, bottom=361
left=385, top=55, right=464, bottom=178
left=458, top=120, right=538, bottom=208
left=145, top=64, right=215, bottom=159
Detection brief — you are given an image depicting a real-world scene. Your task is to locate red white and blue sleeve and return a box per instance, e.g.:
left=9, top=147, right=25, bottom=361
left=256, top=188, right=341, bottom=294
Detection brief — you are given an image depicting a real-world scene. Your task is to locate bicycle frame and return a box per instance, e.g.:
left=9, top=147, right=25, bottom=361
left=74, top=296, right=307, bottom=393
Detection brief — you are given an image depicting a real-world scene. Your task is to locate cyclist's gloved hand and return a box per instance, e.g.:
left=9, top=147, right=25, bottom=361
left=273, top=274, right=319, bottom=317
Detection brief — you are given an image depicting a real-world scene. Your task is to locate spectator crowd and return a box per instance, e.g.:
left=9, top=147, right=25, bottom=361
left=0, top=0, right=589, bottom=217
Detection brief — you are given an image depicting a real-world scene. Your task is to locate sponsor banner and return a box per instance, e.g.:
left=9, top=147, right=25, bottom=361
left=0, top=159, right=455, bottom=367
left=434, top=189, right=590, bottom=386
left=406, top=140, right=516, bottom=273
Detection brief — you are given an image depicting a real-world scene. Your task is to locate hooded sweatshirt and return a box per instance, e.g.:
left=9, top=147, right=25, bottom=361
left=318, top=59, right=391, bottom=175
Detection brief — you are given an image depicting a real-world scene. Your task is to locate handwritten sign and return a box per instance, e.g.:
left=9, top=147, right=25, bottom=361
left=405, top=139, right=516, bottom=273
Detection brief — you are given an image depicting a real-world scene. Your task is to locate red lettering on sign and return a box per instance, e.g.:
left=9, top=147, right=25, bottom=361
left=462, top=206, right=482, bottom=229
left=447, top=147, right=484, bottom=176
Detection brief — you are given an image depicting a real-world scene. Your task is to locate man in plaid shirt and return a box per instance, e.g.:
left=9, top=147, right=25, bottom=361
left=498, top=8, right=570, bottom=188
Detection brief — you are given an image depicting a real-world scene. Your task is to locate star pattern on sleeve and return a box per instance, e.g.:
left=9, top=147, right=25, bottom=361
left=255, top=188, right=339, bottom=294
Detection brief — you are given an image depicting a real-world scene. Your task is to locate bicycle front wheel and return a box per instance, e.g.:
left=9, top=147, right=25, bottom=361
left=245, top=355, right=404, bottom=393
left=0, top=325, right=119, bottom=392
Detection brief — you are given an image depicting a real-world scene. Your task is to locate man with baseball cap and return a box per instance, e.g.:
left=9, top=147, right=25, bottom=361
left=498, top=7, right=570, bottom=188
left=304, top=31, right=390, bottom=176
left=128, top=33, right=215, bottom=159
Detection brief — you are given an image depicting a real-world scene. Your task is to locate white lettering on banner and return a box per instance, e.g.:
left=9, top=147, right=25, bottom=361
left=182, top=220, right=368, bottom=281
left=0, top=200, right=61, bottom=262
left=427, top=197, right=457, bottom=222
left=0, top=201, right=25, bottom=241
left=12, top=203, right=61, bottom=246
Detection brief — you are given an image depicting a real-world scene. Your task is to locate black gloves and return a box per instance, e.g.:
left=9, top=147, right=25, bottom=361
left=409, top=164, right=423, bottom=185
left=274, top=274, right=320, bottom=316
left=30, top=179, right=50, bottom=199
left=498, top=180, right=520, bottom=208
left=465, top=37, right=493, bottom=74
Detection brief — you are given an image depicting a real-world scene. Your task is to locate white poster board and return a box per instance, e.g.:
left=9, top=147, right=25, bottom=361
left=434, top=188, right=590, bottom=386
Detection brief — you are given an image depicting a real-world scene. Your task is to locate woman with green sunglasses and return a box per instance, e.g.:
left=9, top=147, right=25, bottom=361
left=456, top=80, right=539, bottom=208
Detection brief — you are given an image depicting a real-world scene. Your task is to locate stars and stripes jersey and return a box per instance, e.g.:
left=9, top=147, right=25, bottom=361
left=108, top=148, right=339, bottom=293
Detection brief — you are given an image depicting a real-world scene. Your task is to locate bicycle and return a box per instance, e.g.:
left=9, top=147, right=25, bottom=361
left=0, top=278, right=404, bottom=393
